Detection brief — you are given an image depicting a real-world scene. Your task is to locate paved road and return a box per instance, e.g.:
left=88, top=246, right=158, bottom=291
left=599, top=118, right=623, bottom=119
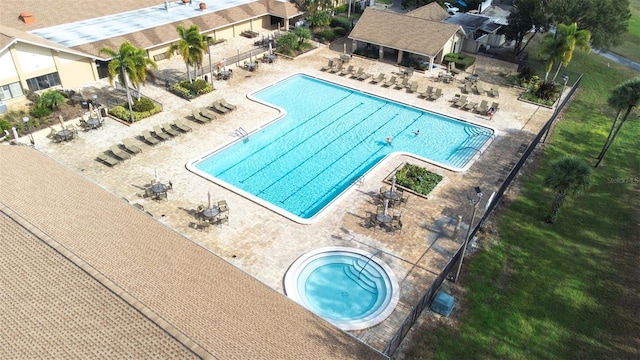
left=593, top=49, right=640, bottom=73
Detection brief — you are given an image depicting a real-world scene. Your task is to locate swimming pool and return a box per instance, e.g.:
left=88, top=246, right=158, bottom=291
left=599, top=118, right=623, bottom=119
left=188, top=74, right=494, bottom=222
left=284, top=247, right=399, bottom=331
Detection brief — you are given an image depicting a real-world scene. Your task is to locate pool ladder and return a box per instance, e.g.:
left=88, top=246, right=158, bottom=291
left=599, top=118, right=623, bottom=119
left=357, top=249, right=383, bottom=280
left=235, top=127, right=249, bottom=141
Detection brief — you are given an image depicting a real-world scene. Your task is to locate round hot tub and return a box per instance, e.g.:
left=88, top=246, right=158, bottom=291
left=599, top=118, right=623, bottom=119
left=284, top=247, right=399, bottom=330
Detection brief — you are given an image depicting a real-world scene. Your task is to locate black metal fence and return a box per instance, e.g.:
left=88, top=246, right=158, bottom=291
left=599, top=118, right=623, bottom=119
left=382, top=74, right=583, bottom=357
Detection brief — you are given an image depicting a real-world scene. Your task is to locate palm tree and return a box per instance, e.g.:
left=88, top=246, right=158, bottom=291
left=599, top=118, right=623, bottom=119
left=544, top=156, right=592, bottom=223
left=130, top=47, right=158, bottom=101
left=595, top=77, right=640, bottom=167
left=100, top=41, right=139, bottom=123
left=538, top=23, right=591, bottom=82
left=165, top=25, right=207, bottom=83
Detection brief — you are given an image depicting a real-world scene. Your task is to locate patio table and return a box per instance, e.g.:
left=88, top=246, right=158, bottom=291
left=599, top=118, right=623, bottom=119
left=382, top=191, right=400, bottom=201
left=56, top=129, right=73, bottom=142
left=376, top=213, right=393, bottom=224
left=86, top=117, right=100, bottom=129
left=202, top=207, right=220, bottom=221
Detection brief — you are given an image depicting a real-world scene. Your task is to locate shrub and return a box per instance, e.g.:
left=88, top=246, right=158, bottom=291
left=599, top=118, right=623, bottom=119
left=169, top=83, right=192, bottom=99
left=131, top=97, right=155, bottom=112
left=395, top=164, right=443, bottom=196
left=330, top=16, right=351, bottom=30
left=37, top=90, right=66, bottom=110
left=108, top=102, right=161, bottom=122
left=30, top=105, right=52, bottom=118
left=307, top=11, right=331, bottom=27
left=443, top=53, right=476, bottom=70
left=534, top=81, right=559, bottom=101
left=0, top=118, right=11, bottom=132
left=314, top=28, right=339, bottom=42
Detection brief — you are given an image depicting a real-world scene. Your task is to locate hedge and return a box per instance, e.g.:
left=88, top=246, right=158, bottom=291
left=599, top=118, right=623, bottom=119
left=443, top=53, right=476, bottom=70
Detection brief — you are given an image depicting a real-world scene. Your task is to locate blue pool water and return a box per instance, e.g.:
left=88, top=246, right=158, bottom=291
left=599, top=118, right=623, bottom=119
left=284, top=247, right=399, bottom=330
left=190, top=74, right=493, bottom=221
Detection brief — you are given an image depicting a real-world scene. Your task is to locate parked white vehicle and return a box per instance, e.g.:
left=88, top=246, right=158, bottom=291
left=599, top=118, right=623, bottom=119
left=444, top=2, right=460, bottom=15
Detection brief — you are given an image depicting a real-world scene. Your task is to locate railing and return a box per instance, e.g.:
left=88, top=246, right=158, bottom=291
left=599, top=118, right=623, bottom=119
left=383, top=73, right=583, bottom=357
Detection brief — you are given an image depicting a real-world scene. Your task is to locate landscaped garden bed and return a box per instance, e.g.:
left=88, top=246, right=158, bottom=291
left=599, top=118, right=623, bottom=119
left=387, top=163, right=443, bottom=198
left=168, top=79, right=213, bottom=100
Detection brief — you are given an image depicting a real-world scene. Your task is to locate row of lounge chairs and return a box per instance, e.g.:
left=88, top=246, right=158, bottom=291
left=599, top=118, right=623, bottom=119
left=97, top=137, right=143, bottom=166
left=417, top=86, right=443, bottom=101
left=192, top=98, right=237, bottom=124
left=463, top=81, right=500, bottom=97
left=451, top=94, right=500, bottom=114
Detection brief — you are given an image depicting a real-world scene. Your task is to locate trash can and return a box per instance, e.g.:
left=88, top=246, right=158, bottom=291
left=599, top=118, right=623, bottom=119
left=430, top=291, right=455, bottom=317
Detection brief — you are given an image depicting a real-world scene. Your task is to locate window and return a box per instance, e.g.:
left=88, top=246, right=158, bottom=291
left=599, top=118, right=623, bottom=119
left=0, top=82, right=23, bottom=100
left=26, top=72, right=61, bottom=92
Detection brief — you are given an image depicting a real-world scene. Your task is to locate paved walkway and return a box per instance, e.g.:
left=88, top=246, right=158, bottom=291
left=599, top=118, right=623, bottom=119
left=17, top=32, right=552, bottom=352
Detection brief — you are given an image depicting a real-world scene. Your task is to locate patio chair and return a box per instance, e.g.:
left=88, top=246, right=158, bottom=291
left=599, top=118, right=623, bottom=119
left=453, top=95, right=468, bottom=107
left=490, top=102, right=500, bottom=112
left=339, top=64, right=354, bottom=76
left=211, top=101, right=230, bottom=114
left=370, top=73, right=385, bottom=84
left=174, top=119, right=193, bottom=132
left=46, top=127, right=57, bottom=139
left=382, top=76, right=397, bottom=87
left=464, top=82, right=473, bottom=94
left=391, top=220, right=403, bottom=234
left=463, top=101, right=478, bottom=111
left=97, top=153, right=119, bottom=167
left=162, top=122, right=180, bottom=137
left=122, top=138, right=142, bottom=154
left=141, top=130, right=160, bottom=145
left=418, top=85, right=434, bottom=98
left=218, top=98, right=237, bottom=111
left=152, top=125, right=171, bottom=141
left=192, top=109, right=212, bottom=124
left=217, top=200, right=229, bottom=214
left=201, top=107, right=219, bottom=120
left=394, top=77, right=409, bottom=89
left=475, top=100, right=489, bottom=114
left=491, top=86, right=500, bottom=97
left=320, top=59, right=334, bottom=71
left=197, top=219, right=211, bottom=231
left=406, top=81, right=418, bottom=93
left=215, top=215, right=229, bottom=227
left=356, top=71, right=372, bottom=81
left=475, top=82, right=487, bottom=95
left=328, top=62, right=343, bottom=74
left=366, top=213, right=381, bottom=230
left=427, top=88, right=443, bottom=100
left=109, top=145, right=131, bottom=160
left=350, top=67, right=365, bottom=79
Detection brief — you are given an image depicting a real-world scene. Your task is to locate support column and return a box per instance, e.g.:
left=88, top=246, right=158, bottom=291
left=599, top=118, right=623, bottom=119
left=378, top=46, right=384, bottom=60
left=397, top=50, right=404, bottom=64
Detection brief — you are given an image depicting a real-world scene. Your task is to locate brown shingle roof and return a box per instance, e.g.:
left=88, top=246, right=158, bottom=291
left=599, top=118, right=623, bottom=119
left=0, top=146, right=387, bottom=359
left=405, top=2, right=451, bottom=22
left=349, top=8, right=462, bottom=58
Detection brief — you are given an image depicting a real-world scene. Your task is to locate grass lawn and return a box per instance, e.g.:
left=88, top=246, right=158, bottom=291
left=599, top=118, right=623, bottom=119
left=610, top=0, right=640, bottom=63
left=404, top=40, right=639, bottom=359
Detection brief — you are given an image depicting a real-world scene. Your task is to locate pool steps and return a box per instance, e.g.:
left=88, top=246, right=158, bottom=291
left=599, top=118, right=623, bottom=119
left=447, top=127, right=494, bottom=168
left=343, top=258, right=383, bottom=294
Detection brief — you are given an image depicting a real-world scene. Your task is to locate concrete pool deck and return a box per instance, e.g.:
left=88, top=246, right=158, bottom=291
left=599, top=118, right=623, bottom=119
left=20, top=34, right=552, bottom=351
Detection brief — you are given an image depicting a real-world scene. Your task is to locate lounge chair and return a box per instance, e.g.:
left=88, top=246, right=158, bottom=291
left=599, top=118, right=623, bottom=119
left=201, top=107, right=219, bottom=120
left=192, top=109, right=212, bottom=124
left=152, top=125, right=171, bottom=141
left=320, top=60, right=334, bottom=71
left=394, top=77, right=409, bottom=89
left=464, top=82, right=473, bottom=94
left=463, top=101, right=478, bottom=111
left=491, top=86, right=500, bottom=97
left=218, top=98, right=237, bottom=111
left=109, top=145, right=132, bottom=160
left=490, top=102, right=500, bottom=112
left=357, top=72, right=372, bottom=81
left=475, top=100, right=489, bottom=114
left=328, top=62, right=343, bottom=74
left=339, top=64, right=354, bottom=76
left=97, top=153, right=119, bottom=167
left=350, top=67, right=364, bottom=79
left=122, top=138, right=142, bottom=154
left=418, top=86, right=434, bottom=98
left=211, top=102, right=230, bottom=114
left=174, top=119, right=192, bottom=132
left=382, top=76, right=397, bottom=87
left=453, top=95, right=468, bottom=107
left=141, top=130, right=160, bottom=145
left=406, top=81, right=418, bottom=93
left=475, top=82, right=487, bottom=95
left=162, top=122, right=180, bottom=137
left=370, top=73, right=385, bottom=84
left=427, top=88, right=443, bottom=100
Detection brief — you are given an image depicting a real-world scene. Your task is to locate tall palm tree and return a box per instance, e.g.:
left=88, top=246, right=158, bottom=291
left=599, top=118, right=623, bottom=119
left=538, top=23, right=591, bottom=82
left=165, top=25, right=206, bottom=83
left=544, top=156, right=592, bottom=223
left=100, top=41, right=139, bottom=123
left=130, top=47, right=158, bottom=101
left=595, top=77, right=640, bottom=167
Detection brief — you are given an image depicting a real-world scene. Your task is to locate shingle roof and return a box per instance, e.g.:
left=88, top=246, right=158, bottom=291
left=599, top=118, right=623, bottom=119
left=0, top=146, right=387, bottom=360
left=349, top=8, right=463, bottom=58
left=405, top=2, right=450, bottom=22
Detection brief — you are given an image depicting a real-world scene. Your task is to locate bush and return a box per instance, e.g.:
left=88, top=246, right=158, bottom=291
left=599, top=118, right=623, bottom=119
left=109, top=101, right=161, bottom=122
left=353, top=47, right=379, bottom=59
left=30, top=105, right=52, bottom=118
left=330, top=16, right=351, bottom=31
left=169, top=79, right=213, bottom=99
left=443, top=53, right=476, bottom=70
left=37, top=90, right=66, bottom=110
left=534, top=81, right=559, bottom=101
left=131, top=97, right=155, bottom=112
left=395, top=164, right=443, bottom=196
left=307, top=11, right=331, bottom=27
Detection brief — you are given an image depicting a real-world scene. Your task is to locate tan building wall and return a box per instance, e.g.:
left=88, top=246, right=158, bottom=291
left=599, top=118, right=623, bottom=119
left=56, top=52, right=97, bottom=89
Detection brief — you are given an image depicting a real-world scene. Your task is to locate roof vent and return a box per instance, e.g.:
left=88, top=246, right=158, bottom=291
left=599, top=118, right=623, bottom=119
left=20, top=12, right=35, bottom=25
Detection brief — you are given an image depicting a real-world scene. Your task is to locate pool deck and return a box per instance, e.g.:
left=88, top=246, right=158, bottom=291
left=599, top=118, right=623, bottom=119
left=23, top=34, right=552, bottom=352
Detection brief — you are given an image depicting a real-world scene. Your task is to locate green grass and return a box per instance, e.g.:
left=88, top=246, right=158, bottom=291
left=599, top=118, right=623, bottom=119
left=406, top=39, right=640, bottom=359
left=610, top=0, right=640, bottom=62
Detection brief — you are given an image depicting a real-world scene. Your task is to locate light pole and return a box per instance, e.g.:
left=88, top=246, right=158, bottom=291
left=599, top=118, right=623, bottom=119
left=454, top=186, right=482, bottom=283
left=23, top=116, right=34, bottom=145
left=207, top=37, right=214, bottom=88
